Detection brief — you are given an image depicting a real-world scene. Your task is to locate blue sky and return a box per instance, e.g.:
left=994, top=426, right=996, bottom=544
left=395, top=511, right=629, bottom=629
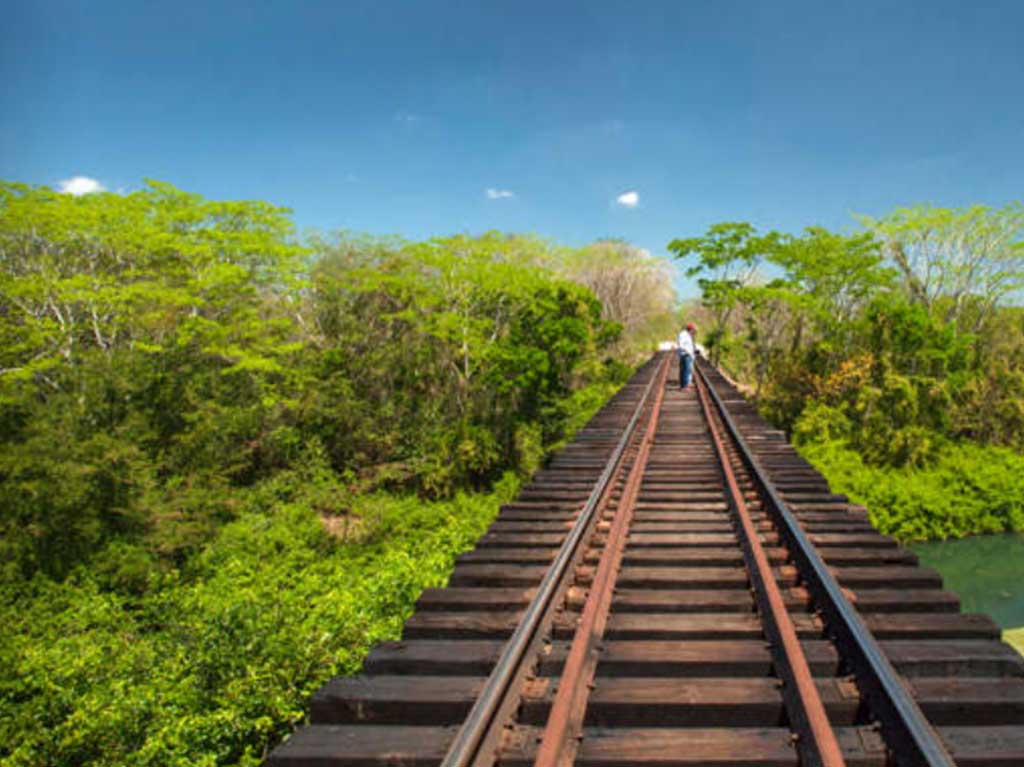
left=3, top=1, right=1023, bottom=296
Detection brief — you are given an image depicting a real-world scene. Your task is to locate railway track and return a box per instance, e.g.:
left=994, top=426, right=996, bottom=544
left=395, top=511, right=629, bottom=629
left=268, top=352, right=1024, bottom=767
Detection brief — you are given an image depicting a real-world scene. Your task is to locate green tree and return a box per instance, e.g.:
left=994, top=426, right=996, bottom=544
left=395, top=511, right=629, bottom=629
left=668, top=222, right=781, bottom=364
left=0, top=180, right=307, bottom=579
left=0, top=179, right=633, bottom=767
left=670, top=207, right=1024, bottom=538
left=307, top=231, right=618, bottom=494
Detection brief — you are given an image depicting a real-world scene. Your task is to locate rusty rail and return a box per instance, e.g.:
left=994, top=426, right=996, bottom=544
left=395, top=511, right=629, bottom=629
left=695, top=359, right=957, bottom=767
left=533, top=356, right=670, bottom=767
left=695, top=369, right=846, bottom=767
left=439, top=353, right=671, bottom=767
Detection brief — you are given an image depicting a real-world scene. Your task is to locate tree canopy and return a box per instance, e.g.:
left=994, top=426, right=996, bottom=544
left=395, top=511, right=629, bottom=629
left=1, top=180, right=658, bottom=767
left=671, top=202, right=1024, bottom=540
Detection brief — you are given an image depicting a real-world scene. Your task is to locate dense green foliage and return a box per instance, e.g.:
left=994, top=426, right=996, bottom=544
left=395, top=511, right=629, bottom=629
left=306, top=231, right=628, bottom=496
left=0, top=180, right=655, bottom=765
left=796, top=431, right=1024, bottom=540
left=1, top=471, right=519, bottom=766
left=672, top=204, right=1024, bottom=540
left=0, top=181, right=627, bottom=584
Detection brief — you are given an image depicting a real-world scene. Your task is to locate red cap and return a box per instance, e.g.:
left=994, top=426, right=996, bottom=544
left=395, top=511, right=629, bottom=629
left=686, top=322, right=696, bottom=332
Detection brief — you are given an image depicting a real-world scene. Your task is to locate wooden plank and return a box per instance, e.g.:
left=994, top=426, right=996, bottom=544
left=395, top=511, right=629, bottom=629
left=606, top=588, right=755, bottom=613
left=363, top=640, right=502, bottom=676
left=403, top=610, right=521, bottom=639
left=516, top=488, right=595, bottom=501
left=612, top=547, right=751, bottom=567
left=266, top=724, right=455, bottom=766
left=882, top=640, right=1024, bottom=678
left=629, top=522, right=735, bottom=533
left=633, top=502, right=729, bottom=511
left=939, top=726, right=1024, bottom=766
left=796, top=521, right=876, bottom=532
left=542, top=639, right=789, bottom=677
left=536, top=640, right=1024, bottom=680
left=415, top=587, right=535, bottom=611
left=847, top=589, right=960, bottom=613
left=519, top=676, right=861, bottom=726
left=457, top=548, right=557, bottom=564
left=612, top=545, right=915, bottom=568
left=777, top=493, right=849, bottom=504
left=447, top=564, right=549, bottom=586
left=906, top=677, right=1024, bottom=725
left=497, top=510, right=577, bottom=522
left=630, top=512, right=728, bottom=523
left=499, top=725, right=886, bottom=767
left=637, top=491, right=727, bottom=502
left=809, top=533, right=898, bottom=549
left=613, top=566, right=751, bottom=589
left=310, top=676, right=481, bottom=725
left=487, top=521, right=576, bottom=533
left=640, top=471, right=724, bottom=480
left=602, top=586, right=956, bottom=614
left=475, top=533, right=566, bottom=548
left=626, top=533, right=737, bottom=548
left=832, top=566, right=943, bottom=589
left=862, top=613, right=1000, bottom=640
left=552, top=613, right=823, bottom=640
left=772, top=482, right=833, bottom=492
left=813, top=547, right=918, bottom=565
left=500, top=501, right=584, bottom=511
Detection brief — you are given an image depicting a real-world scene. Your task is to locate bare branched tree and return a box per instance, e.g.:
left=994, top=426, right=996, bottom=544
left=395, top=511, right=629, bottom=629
left=858, top=203, right=1024, bottom=329
left=560, top=240, right=678, bottom=357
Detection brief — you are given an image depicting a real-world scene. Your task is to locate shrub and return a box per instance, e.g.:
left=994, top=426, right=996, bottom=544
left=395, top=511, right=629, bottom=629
left=796, top=437, right=1024, bottom=541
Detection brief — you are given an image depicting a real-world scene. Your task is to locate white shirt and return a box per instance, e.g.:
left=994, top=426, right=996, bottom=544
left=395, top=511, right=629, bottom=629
left=677, top=329, right=695, bottom=356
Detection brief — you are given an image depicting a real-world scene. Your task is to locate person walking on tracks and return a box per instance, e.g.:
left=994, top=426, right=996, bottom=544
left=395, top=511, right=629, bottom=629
left=677, top=322, right=697, bottom=389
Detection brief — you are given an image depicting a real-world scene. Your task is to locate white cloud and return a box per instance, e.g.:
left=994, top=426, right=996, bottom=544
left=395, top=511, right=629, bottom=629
left=615, top=190, right=639, bottom=208
left=58, top=176, right=106, bottom=196
left=394, top=111, right=422, bottom=125
left=485, top=188, right=515, bottom=200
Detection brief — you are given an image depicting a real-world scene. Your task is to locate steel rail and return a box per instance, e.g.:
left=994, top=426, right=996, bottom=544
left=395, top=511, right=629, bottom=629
left=696, top=360, right=957, bottom=767
left=440, top=353, right=671, bottom=767
left=533, top=355, right=670, bottom=767
left=694, top=371, right=846, bottom=767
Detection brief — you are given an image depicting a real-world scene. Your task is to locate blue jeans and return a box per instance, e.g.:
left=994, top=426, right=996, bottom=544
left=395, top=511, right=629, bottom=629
left=679, top=353, right=693, bottom=388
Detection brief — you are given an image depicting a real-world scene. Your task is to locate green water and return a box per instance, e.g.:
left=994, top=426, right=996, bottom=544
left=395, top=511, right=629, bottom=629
left=910, top=533, right=1024, bottom=629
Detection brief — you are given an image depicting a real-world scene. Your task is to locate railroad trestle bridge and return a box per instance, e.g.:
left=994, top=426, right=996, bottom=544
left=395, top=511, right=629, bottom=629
left=269, top=352, right=1024, bottom=767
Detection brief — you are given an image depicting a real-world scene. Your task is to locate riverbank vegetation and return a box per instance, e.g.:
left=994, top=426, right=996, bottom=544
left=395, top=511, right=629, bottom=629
left=671, top=203, right=1024, bottom=540
left=0, top=179, right=675, bottom=766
